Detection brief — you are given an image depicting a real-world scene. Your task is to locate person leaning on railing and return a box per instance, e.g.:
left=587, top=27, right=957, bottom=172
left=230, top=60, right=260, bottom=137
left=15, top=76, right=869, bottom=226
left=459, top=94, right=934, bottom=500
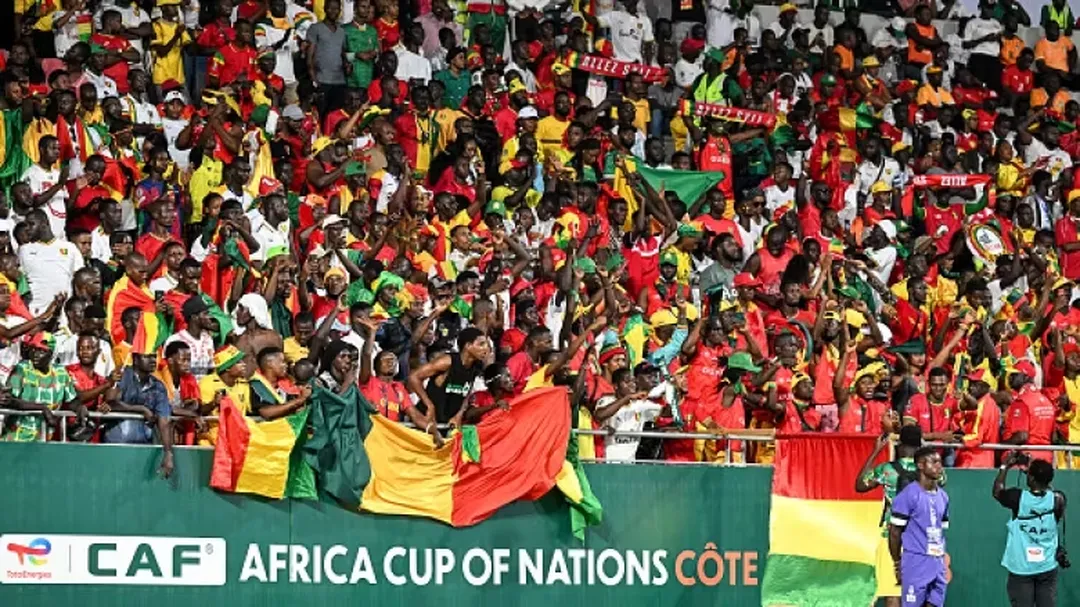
left=1, top=332, right=87, bottom=443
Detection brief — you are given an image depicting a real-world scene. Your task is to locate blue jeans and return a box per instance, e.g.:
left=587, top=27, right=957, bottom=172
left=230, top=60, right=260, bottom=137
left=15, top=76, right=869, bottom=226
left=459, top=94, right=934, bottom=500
left=103, top=420, right=153, bottom=444
left=651, top=108, right=672, bottom=140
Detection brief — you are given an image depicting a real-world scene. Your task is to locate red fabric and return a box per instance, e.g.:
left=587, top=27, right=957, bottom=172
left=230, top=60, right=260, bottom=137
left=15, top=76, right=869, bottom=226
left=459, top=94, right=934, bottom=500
left=208, top=398, right=252, bottom=492
left=954, top=395, right=1001, bottom=468
left=375, top=18, right=400, bottom=52
left=360, top=377, right=412, bottom=421
left=505, top=351, right=537, bottom=395
left=1004, top=385, right=1057, bottom=462
left=69, top=185, right=111, bottom=232
left=449, top=386, right=571, bottom=526
left=105, top=276, right=156, bottom=344
left=697, top=135, right=733, bottom=202
left=211, top=43, right=257, bottom=86
left=90, top=33, right=133, bottom=95
left=837, top=398, right=889, bottom=434
left=1002, top=65, right=1034, bottom=95
left=771, top=434, right=886, bottom=500
left=367, top=78, right=408, bottom=105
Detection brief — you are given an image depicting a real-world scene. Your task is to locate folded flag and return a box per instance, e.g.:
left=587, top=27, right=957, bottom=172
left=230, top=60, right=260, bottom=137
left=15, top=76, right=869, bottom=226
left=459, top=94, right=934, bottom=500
left=209, top=396, right=316, bottom=500
left=761, top=434, right=887, bottom=607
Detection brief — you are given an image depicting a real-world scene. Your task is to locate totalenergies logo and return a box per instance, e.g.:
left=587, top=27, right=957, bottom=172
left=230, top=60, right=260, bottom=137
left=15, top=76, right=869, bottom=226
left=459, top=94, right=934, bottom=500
left=7, top=538, right=51, bottom=566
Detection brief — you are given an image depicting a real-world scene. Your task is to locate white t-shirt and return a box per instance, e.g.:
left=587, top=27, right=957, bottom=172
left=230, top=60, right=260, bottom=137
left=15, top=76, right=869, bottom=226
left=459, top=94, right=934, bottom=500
left=250, top=215, right=291, bottom=263
left=53, top=332, right=115, bottom=377
left=395, top=47, right=433, bottom=84
left=855, top=157, right=902, bottom=195
left=764, top=183, right=796, bottom=215
left=710, top=10, right=760, bottom=48
left=90, top=226, right=113, bottom=263
left=23, top=164, right=69, bottom=237
left=161, top=117, right=192, bottom=170
left=598, top=10, right=654, bottom=63
left=148, top=273, right=179, bottom=293
left=802, top=22, right=834, bottom=53
left=19, top=239, right=81, bottom=315
left=53, top=10, right=91, bottom=57
left=963, top=17, right=1002, bottom=57
left=600, top=397, right=662, bottom=461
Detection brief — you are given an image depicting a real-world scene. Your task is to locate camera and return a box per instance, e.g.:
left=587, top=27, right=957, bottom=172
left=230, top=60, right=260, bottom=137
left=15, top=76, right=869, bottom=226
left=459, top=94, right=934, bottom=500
left=1011, top=452, right=1030, bottom=467
left=1056, top=546, right=1071, bottom=569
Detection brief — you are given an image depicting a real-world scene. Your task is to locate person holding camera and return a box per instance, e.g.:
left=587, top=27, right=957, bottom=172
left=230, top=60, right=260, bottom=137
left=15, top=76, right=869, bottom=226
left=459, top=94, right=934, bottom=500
left=993, top=451, right=1068, bottom=607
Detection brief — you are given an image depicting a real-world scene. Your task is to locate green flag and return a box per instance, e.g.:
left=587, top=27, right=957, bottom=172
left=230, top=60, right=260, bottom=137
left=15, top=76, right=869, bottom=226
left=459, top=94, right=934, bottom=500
left=0, top=109, right=31, bottom=193
left=566, top=399, right=603, bottom=542
left=635, top=165, right=726, bottom=205
left=302, top=385, right=374, bottom=508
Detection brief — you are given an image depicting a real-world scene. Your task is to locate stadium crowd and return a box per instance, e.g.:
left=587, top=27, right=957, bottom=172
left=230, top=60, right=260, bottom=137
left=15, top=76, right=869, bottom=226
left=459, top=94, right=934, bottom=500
left=4, top=0, right=1080, bottom=473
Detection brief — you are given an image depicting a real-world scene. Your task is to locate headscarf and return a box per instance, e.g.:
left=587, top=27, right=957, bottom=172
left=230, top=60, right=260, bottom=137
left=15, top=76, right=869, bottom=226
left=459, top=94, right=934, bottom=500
left=234, top=293, right=272, bottom=333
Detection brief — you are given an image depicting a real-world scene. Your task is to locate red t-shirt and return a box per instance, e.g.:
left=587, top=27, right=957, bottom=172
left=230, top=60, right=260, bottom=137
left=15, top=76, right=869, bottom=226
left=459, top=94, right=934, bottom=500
left=1002, top=65, right=1034, bottom=95
left=506, top=351, right=537, bottom=395
left=1055, top=216, right=1080, bottom=280
left=211, top=43, right=257, bottom=86
left=68, top=184, right=111, bottom=231
left=1003, top=385, right=1058, bottom=462
left=838, top=398, right=889, bottom=434
left=925, top=203, right=965, bottom=256
left=360, top=376, right=411, bottom=421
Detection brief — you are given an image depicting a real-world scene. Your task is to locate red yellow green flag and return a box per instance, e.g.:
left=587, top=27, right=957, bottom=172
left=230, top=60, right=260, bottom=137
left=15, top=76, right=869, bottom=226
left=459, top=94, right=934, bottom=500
left=761, top=434, right=888, bottom=606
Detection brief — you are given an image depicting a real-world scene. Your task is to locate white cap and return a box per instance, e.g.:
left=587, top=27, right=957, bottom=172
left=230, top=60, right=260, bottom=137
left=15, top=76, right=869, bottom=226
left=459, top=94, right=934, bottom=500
left=321, top=214, right=347, bottom=229
left=164, top=90, right=186, bottom=104
left=517, top=106, right=539, bottom=120
left=891, top=17, right=907, bottom=31
left=878, top=220, right=898, bottom=241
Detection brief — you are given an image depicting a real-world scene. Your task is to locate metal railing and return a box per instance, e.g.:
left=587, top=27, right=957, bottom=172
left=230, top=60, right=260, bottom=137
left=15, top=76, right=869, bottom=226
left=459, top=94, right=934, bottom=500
left=3, top=409, right=1080, bottom=468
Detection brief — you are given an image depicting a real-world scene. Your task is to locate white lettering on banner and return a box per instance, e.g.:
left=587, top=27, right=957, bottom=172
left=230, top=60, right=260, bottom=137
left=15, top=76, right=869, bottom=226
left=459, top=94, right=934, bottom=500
left=0, top=534, right=225, bottom=586
left=384, top=547, right=407, bottom=586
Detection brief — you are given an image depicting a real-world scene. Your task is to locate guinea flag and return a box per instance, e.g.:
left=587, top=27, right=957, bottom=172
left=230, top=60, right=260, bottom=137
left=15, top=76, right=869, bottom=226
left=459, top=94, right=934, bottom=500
left=359, top=386, right=588, bottom=527
left=105, top=275, right=172, bottom=348
left=761, top=434, right=888, bottom=606
left=209, top=396, right=316, bottom=500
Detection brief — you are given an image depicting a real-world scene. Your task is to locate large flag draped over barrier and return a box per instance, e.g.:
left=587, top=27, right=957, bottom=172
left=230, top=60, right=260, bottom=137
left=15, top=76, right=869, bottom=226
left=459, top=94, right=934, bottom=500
left=761, top=434, right=888, bottom=607
left=210, top=385, right=599, bottom=533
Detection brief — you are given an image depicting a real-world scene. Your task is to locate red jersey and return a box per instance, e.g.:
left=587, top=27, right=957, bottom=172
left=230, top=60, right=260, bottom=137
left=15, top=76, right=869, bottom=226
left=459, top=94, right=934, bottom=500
left=697, top=135, right=733, bottom=202
left=1003, top=385, right=1058, bottom=462
left=196, top=19, right=235, bottom=53
left=360, top=376, right=412, bottom=421
left=954, top=395, right=1001, bottom=468
left=838, top=397, right=890, bottom=434
left=925, top=203, right=965, bottom=256
left=1055, top=216, right=1080, bottom=280
left=211, top=43, right=257, bottom=86
left=506, top=351, right=538, bottom=395
left=375, top=17, right=400, bottom=52
left=905, top=393, right=957, bottom=435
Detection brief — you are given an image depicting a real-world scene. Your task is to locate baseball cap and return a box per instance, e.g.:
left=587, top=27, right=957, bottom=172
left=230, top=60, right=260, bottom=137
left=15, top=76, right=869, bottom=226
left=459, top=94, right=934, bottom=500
left=164, top=90, right=186, bottom=104
left=517, top=106, right=539, bottom=120
left=282, top=104, right=305, bottom=121
left=182, top=295, right=210, bottom=320
left=321, top=214, right=347, bottom=229
left=734, top=273, right=761, bottom=288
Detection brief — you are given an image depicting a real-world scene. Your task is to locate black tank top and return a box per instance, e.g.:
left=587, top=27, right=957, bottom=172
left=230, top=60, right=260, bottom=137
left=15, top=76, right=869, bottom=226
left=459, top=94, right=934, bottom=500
left=424, top=353, right=482, bottom=424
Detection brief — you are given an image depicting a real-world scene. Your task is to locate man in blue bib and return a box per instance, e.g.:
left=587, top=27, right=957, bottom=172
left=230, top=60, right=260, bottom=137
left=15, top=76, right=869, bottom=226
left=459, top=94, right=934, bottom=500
left=994, top=452, right=1067, bottom=607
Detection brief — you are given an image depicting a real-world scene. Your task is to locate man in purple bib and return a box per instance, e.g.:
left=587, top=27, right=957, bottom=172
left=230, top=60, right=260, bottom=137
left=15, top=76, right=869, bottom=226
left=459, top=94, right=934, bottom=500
left=889, top=446, right=950, bottom=607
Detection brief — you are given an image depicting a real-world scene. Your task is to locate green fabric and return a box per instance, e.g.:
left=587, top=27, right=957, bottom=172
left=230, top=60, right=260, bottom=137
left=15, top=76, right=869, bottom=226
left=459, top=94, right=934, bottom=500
left=435, top=68, right=472, bottom=109
left=284, top=407, right=317, bottom=499
left=344, top=283, right=374, bottom=307
left=566, top=398, right=603, bottom=542
left=635, top=165, right=726, bottom=207
left=732, top=138, right=772, bottom=177
left=461, top=425, right=481, bottom=463
left=450, top=296, right=472, bottom=319
left=302, top=385, right=375, bottom=509
left=761, top=554, right=877, bottom=607
left=202, top=294, right=234, bottom=347
left=269, top=297, right=295, bottom=339
left=0, top=109, right=32, bottom=194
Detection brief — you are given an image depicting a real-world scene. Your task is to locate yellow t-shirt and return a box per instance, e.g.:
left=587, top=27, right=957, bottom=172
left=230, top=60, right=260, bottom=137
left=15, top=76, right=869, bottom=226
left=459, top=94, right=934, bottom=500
left=536, top=116, right=570, bottom=163
left=198, top=374, right=251, bottom=445
left=151, top=21, right=192, bottom=85
left=283, top=337, right=309, bottom=364
left=434, top=108, right=463, bottom=154
left=490, top=185, right=541, bottom=208
left=188, top=158, right=223, bottom=223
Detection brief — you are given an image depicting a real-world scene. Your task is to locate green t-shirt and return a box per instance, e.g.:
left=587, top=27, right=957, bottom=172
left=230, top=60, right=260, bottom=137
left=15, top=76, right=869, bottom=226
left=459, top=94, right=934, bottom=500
left=434, top=69, right=472, bottom=110
left=344, top=23, right=378, bottom=89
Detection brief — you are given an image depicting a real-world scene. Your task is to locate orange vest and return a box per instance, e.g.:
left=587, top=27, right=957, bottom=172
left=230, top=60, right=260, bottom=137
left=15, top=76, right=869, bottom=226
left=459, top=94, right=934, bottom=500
left=908, top=23, right=936, bottom=64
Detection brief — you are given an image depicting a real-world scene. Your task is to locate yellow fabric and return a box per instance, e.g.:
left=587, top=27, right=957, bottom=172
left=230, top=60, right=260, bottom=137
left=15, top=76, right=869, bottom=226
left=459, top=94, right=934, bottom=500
left=670, top=114, right=690, bottom=156
left=151, top=21, right=192, bottom=84
left=553, top=459, right=583, bottom=503
left=611, top=156, right=639, bottom=230
left=188, top=157, right=223, bottom=223
left=283, top=337, right=309, bottom=364
left=1065, top=376, right=1080, bottom=444
left=359, top=414, right=455, bottom=523
left=244, top=130, right=275, bottom=199
left=769, top=495, right=880, bottom=565
left=112, top=341, right=132, bottom=370
left=198, top=374, right=251, bottom=445
left=576, top=407, right=596, bottom=459
left=523, top=364, right=553, bottom=392
left=0, top=115, right=6, bottom=167
left=499, top=136, right=520, bottom=172
left=234, top=414, right=301, bottom=498
left=536, top=116, right=570, bottom=163
left=23, top=118, right=55, bottom=165
left=875, top=535, right=901, bottom=597
left=490, top=185, right=541, bottom=208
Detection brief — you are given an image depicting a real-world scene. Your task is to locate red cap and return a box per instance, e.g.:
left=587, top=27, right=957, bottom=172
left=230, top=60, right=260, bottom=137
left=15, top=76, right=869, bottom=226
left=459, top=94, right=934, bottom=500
left=258, top=176, right=283, bottom=196
left=895, top=80, right=918, bottom=96
left=1012, top=360, right=1037, bottom=379
left=680, top=37, right=706, bottom=55
left=734, top=273, right=761, bottom=288
left=160, top=79, right=183, bottom=93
